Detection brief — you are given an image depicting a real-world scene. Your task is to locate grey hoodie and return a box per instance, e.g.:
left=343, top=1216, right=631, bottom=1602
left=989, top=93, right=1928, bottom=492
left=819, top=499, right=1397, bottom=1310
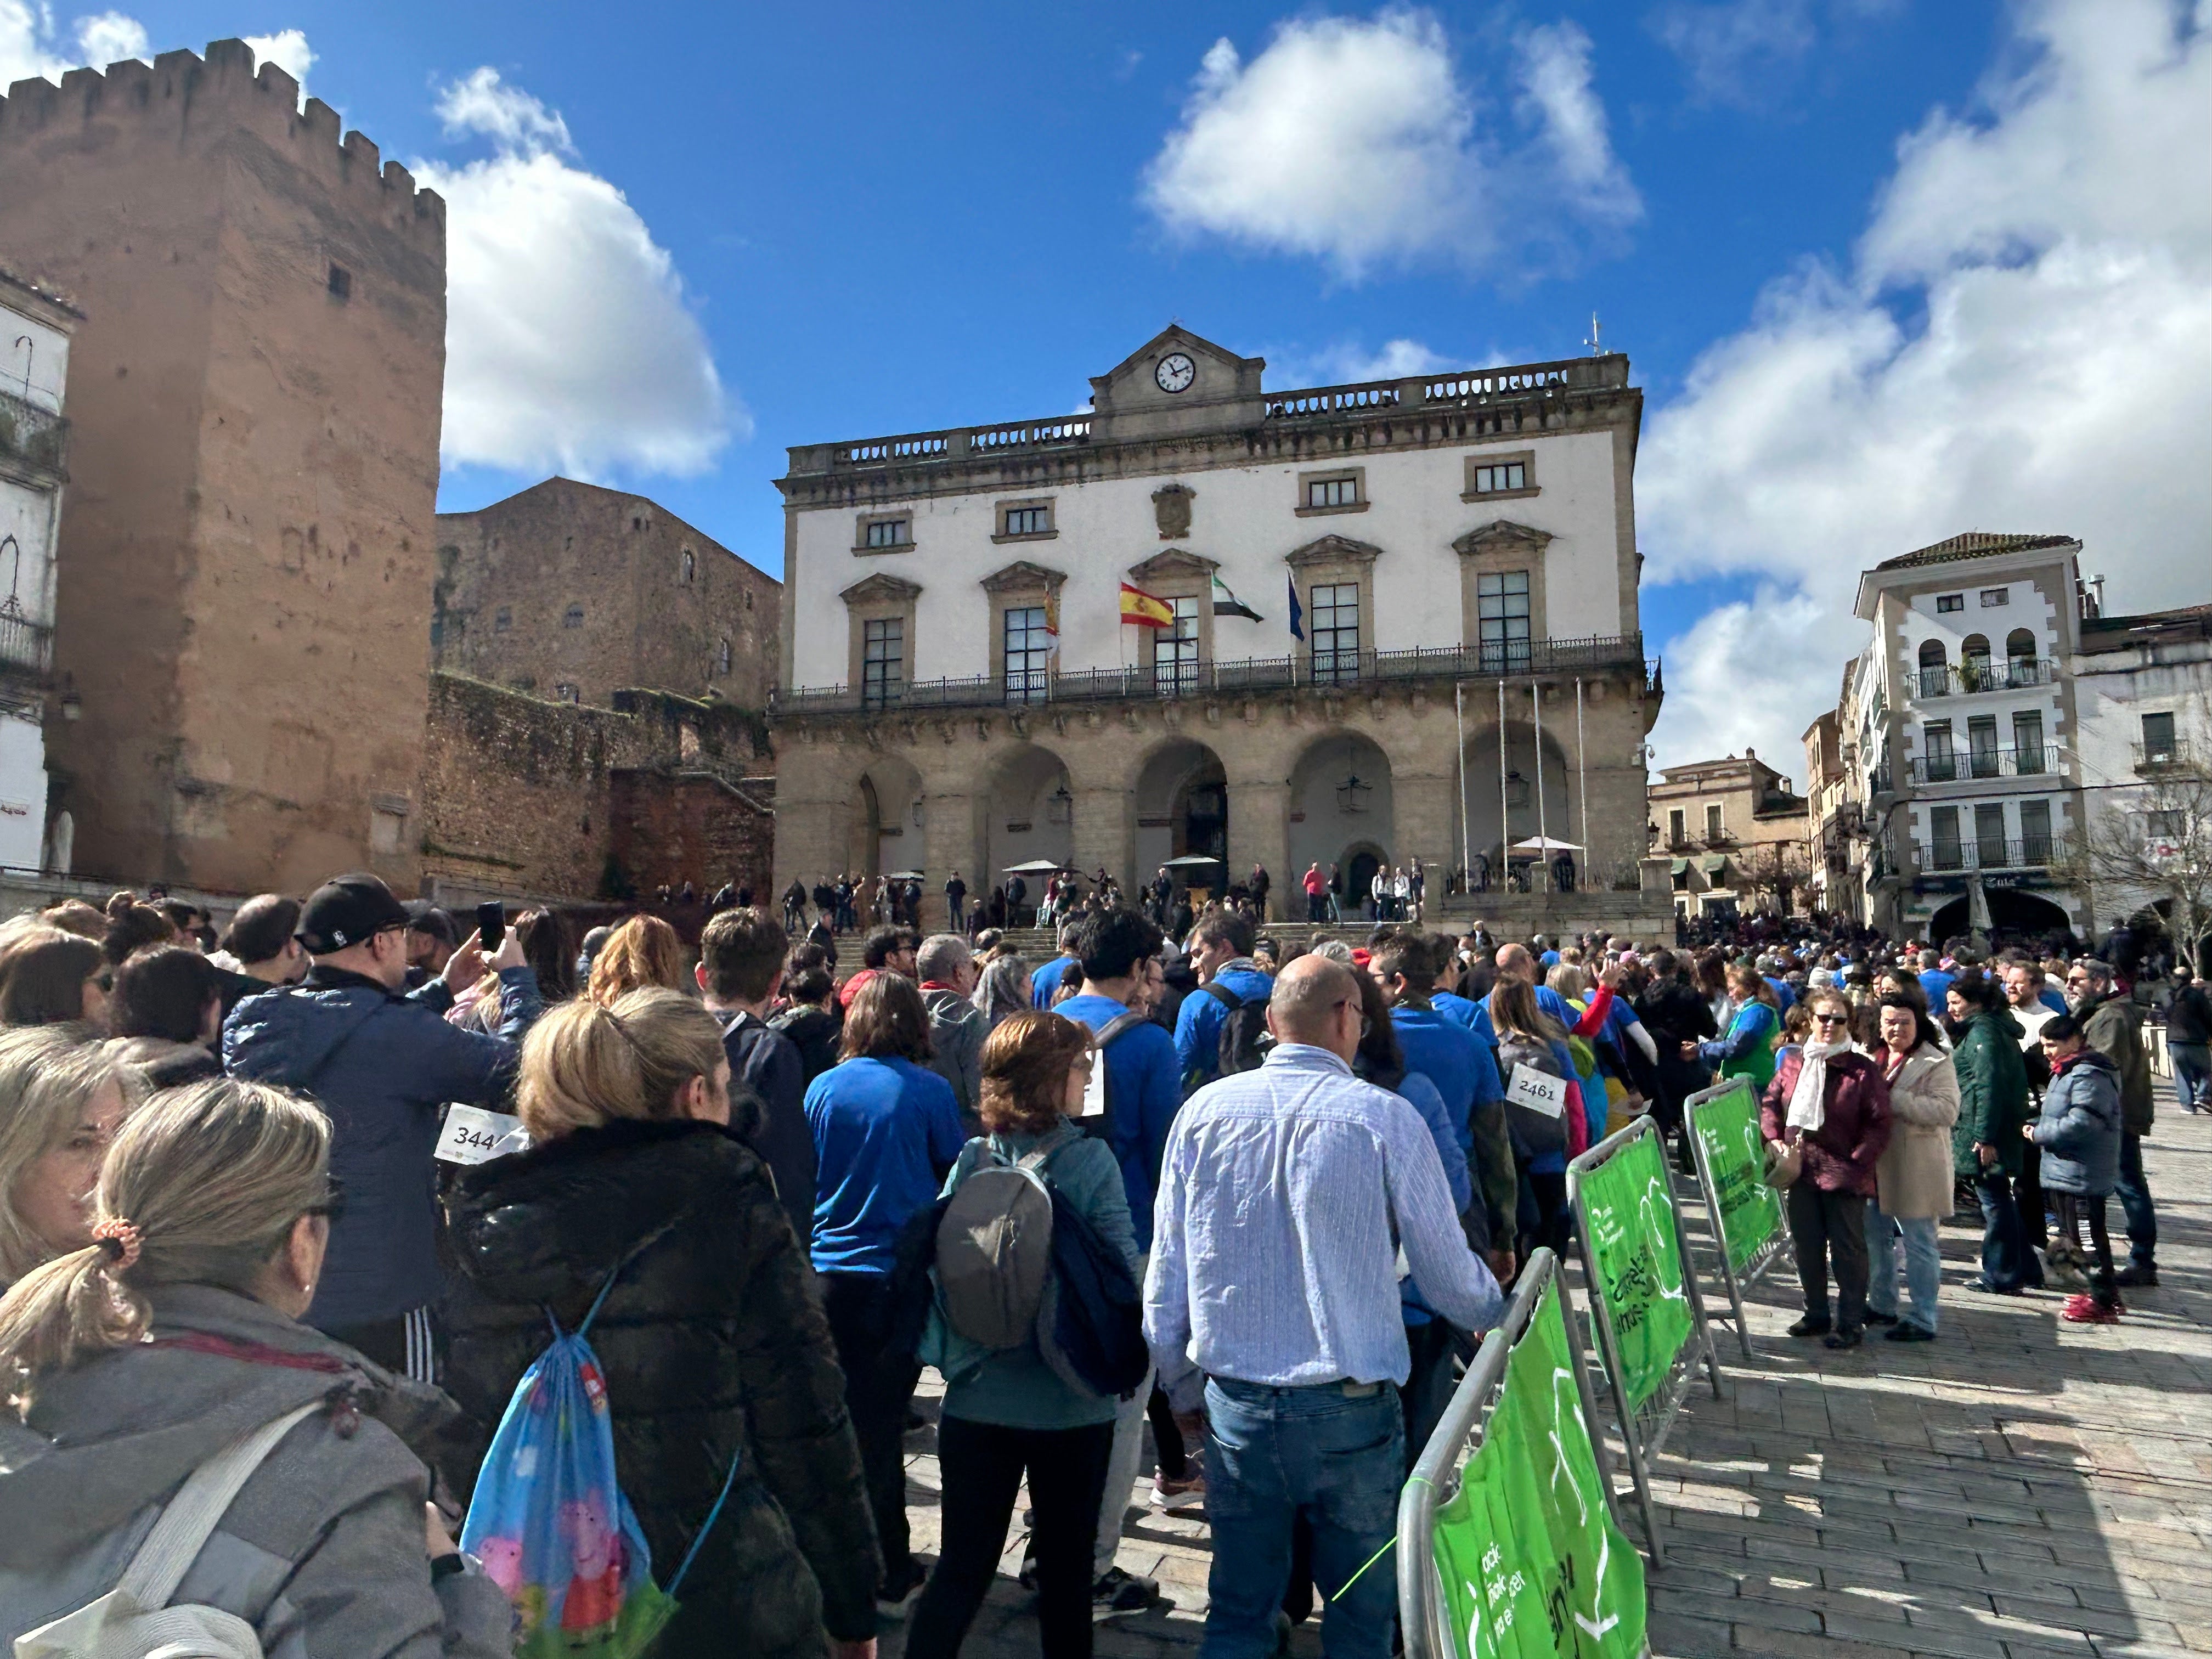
left=0, top=1284, right=511, bottom=1657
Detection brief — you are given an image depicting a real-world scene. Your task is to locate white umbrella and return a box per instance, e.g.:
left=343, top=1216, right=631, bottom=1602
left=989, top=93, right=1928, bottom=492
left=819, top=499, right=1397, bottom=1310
left=881, top=870, right=925, bottom=882
left=1162, top=854, right=1223, bottom=868
left=1511, top=837, right=1583, bottom=853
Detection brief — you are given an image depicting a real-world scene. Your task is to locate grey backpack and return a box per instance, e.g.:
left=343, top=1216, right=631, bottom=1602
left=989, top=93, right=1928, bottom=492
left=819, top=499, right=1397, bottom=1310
left=935, top=1133, right=1068, bottom=1349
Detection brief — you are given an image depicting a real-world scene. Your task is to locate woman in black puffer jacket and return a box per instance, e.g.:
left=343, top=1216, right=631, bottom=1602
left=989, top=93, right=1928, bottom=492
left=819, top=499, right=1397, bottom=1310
left=438, top=989, right=880, bottom=1659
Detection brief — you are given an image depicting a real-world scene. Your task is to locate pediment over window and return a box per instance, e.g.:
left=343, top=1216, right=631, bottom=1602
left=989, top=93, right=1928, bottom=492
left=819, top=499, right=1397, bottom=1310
left=1285, top=533, right=1383, bottom=570
left=1454, top=520, right=1554, bottom=559
left=841, top=572, right=922, bottom=605
left=978, top=560, right=1068, bottom=594
left=1128, top=548, right=1220, bottom=584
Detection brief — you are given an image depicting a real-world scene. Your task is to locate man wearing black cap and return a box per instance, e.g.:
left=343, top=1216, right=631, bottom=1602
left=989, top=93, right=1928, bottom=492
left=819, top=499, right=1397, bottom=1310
left=403, top=901, right=460, bottom=989
left=223, top=872, right=543, bottom=1381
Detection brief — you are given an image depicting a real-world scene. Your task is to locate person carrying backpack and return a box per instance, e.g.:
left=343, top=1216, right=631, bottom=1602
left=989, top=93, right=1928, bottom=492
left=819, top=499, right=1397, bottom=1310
left=0, top=1079, right=513, bottom=1657
left=910, top=1011, right=1139, bottom=1658
left=1172, top=911, right=1273, bottom=1094
left=441, top=990, right=881, bottom=1659
left=1052, top=908, right=1187, bottom=1613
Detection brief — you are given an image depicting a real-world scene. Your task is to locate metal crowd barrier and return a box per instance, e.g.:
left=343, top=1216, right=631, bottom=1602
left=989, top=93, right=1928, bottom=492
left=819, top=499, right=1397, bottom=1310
left=1682, top=1079, right=1797, bottom=1359
left=1395, top=1248, right=1623, bottom=1657
left=1566, top=1114, right=1724, bottom=1566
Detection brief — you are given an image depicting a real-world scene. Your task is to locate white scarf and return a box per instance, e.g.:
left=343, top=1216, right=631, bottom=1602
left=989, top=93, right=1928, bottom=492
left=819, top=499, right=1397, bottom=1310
left=1786, top=1037, right=1849, bottom=1135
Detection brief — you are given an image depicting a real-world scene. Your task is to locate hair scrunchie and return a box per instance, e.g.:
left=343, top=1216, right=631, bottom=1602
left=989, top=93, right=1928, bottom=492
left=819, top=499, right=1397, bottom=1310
left=91, top=1218, right=143, bottom=1271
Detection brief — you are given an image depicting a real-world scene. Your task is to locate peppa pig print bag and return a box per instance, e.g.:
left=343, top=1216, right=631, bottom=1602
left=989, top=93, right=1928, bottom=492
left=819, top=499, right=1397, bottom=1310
left=460, top=1246, right=740, bottom=1658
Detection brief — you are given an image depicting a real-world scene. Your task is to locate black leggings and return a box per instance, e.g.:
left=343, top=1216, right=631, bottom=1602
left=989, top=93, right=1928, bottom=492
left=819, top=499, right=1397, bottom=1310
left=1146, top=1384, right=1187, bottom=1480
left=2056, top=1192, right=2119, bottom=1308
left=820, top=1272, right=923, bottom=1591
left=907, top=1414, right=1114, bottom=1659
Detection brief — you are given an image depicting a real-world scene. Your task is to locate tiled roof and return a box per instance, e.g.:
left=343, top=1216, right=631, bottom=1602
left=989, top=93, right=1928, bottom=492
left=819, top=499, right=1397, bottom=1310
left=1874, top=532, right=2074, bottom=571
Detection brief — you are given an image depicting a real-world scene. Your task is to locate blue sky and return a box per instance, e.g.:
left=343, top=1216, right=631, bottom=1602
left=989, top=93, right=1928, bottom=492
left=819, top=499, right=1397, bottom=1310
left=7, top=0, right=2205, bottom=773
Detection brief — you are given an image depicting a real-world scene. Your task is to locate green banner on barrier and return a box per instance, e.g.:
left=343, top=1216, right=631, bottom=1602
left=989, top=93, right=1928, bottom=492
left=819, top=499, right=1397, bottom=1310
left=1693, top=1081, right=1784, bottom=1275
left=1431, top=1285, right=1647, bottom=1659
left=1579, top=1131, right=1694, bottom=1410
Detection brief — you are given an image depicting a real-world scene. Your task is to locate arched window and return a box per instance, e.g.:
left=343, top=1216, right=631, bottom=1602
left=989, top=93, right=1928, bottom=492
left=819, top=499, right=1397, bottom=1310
left=2006, top=627, right=2036, bottom=662
left=562, top=604, right=584, bottom=629
left=1917, top=637, right=1948, bottom=698
left=680, top=550, right=696, bottom=585
left=716, top=637, right=732, bottom=676
left=1959, top=633, right=1991, bottom=690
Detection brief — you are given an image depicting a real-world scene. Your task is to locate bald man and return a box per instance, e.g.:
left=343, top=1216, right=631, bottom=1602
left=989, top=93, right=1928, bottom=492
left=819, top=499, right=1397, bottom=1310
left=1146, top=955, right=1500, bottom=1659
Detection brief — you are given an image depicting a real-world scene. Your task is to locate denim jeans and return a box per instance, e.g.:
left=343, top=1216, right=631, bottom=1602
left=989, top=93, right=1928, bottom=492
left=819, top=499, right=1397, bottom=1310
left=1865, top=1203, right=1942, bottom=1333
left=1203, top=1378, right=1403, bottom=1659
left=2115, top=1131, right=2158, bottom=1271
left=2170, top=1042, right=2210, bottom=1113
left=1974, top=1168, right=2040, bottom=1291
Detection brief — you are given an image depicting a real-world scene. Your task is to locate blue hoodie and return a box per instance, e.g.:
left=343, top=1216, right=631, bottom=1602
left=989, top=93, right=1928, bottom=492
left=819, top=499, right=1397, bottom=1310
left=223, top=963, right=543, bottom=1329
left=1391, top=1004, right=1502, bottom=1150
left=1057, top=992, right=1183, bottom=1251
left=1173, top=962, right=1274, bottom=1092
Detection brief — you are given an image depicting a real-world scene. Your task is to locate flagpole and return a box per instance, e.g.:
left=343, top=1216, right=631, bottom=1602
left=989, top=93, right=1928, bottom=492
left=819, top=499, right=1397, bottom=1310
left=1534, top=682, right=1549, bottom=896
left=1497, top=680, right=1508, bottom=888
left=1575, top=676, right=1588, bottom=859
left=1455, top=682, right=1471, bottom=905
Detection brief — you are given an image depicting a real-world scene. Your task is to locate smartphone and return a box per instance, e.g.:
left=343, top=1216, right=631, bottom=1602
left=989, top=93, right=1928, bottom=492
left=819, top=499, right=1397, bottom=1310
left=475, top=901, right=506, bottom=953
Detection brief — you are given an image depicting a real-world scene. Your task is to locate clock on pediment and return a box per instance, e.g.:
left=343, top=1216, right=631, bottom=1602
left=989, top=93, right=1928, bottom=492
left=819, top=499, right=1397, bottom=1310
left=1154, top=352, right=1197, bottom=394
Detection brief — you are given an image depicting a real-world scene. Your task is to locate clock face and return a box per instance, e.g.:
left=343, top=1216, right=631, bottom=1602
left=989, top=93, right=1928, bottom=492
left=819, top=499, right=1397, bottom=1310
left=1154, top=352, right=1197, bottom=393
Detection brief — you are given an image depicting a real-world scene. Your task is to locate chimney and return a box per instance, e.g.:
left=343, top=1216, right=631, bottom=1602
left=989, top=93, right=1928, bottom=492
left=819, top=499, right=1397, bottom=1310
left=2089, top=574, right=2106, bottom=618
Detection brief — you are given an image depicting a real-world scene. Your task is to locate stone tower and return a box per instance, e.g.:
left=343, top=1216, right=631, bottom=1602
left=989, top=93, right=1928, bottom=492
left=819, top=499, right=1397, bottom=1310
left=0, top=40, right=446, bottom=893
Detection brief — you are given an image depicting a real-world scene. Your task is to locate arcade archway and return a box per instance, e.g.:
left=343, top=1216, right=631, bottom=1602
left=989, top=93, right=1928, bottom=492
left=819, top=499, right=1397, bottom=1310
left=1287, top=731, right=1395, bottom=890
left=1134, top=739, right=1227, bottom=893
left=846, top=754, right=922, bottom=878
left=984, top=743, right=1075, bottom=885
left=1456, top=720, right=1573, bottom=887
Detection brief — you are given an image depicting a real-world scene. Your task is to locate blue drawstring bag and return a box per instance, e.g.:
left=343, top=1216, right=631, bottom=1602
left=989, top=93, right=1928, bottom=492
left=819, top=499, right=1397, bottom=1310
left=461, top=1251, right=738, bottom=1658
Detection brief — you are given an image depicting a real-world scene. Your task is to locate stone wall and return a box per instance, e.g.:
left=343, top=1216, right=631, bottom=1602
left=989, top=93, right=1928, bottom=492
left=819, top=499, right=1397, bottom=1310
left=434, top=478, right=780, bottom=712
left=0, top=42, right=445, bottom=894
left=421, top=671, right=774, bottom=906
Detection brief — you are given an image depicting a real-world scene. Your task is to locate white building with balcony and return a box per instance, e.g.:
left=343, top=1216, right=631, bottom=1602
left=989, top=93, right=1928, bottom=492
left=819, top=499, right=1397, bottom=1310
left=0, top=266, right=76, bottom=872
left=769, top=325, right=1666, bottom=932
left=2068, top=602, right=2212, bottom=961
left=1847, top=532, right=2091, bottom=943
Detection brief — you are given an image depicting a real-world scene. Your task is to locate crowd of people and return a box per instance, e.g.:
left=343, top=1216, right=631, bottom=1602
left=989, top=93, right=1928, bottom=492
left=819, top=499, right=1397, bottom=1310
left=0, top=871, right=2194, bottom=1657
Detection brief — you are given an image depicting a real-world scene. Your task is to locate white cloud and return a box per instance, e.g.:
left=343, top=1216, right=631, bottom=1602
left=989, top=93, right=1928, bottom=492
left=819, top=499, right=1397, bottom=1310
left=1142, top=8, right=1639, bottom=280
left=1641, top=0, right=2212, bottom=770
left=1266, top=336, right=1515, bottom=388
left=436, top=65, right=570, bottom=155
left=244, top=29, right=312, bottom=93
left=0, top=2, right=143, bottom=83
left=416, top=69, right=736, bottom=479
left=1649, top=0, right=1816, bottom=104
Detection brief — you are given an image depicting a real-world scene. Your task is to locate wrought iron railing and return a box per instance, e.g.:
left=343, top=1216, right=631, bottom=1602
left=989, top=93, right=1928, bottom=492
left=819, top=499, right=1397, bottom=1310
left=772, top=634, right=1654, bottom=716
left=2134, top=739, right=2193, bottom=772
left=1914, top=658, right=2056, bottom=701
left=1914, top=835, right=2069, bottom=873
left=0, top=602, right=53, bottom=680
left=0, top=386, right=67, bottom=481
left=1909, top=745, right=2052, bottom=784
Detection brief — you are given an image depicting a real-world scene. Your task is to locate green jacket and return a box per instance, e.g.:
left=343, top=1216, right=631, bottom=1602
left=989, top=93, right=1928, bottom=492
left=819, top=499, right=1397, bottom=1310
left=2075, top=991, right=2154, bottom=1134
left=1951, top=1008, right=2032, bottom=1177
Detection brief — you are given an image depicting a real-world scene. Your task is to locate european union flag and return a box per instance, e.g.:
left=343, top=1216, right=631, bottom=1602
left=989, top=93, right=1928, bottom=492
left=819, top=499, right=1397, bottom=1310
left=1287, top=575, right=1304, bottom=641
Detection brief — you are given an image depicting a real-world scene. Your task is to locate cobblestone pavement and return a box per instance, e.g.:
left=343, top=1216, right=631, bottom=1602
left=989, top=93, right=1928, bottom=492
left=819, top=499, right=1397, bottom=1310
left=883, top=1078, right=2211, bottom=1658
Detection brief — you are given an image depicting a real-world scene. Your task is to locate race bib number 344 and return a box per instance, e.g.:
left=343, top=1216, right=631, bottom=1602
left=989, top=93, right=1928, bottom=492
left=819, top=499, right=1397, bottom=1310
left=435, top=1104, right=524, bottom=1165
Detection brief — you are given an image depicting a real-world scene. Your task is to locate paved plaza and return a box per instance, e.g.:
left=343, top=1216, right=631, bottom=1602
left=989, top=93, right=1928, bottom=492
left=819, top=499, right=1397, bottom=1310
left=885, top=1078, right=2211, bottom=1659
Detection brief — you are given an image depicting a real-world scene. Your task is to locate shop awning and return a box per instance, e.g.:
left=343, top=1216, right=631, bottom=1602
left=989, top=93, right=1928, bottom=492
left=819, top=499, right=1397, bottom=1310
left=1700, top=855, right=1730, bottom=875
left=1669, top=857, right=1690, bottom=875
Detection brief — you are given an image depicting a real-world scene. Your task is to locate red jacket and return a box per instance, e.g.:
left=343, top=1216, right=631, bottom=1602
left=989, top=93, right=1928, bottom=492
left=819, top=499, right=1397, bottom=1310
left=1759, top=1048, right=1893, bottom=1197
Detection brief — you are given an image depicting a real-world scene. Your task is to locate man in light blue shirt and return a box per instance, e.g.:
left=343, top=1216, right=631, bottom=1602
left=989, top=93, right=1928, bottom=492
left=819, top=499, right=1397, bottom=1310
left=1147, top=956, right=1500, bottom=1659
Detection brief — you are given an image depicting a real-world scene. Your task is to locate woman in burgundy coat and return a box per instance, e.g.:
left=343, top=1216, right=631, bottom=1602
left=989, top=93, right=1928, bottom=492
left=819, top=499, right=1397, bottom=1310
left=1760, top=986, right=1894, bottom=1350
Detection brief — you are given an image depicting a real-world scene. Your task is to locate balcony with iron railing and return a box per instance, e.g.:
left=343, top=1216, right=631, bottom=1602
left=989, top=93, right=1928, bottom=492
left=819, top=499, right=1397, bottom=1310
left=1911, top=658, right=2057, bottom=701
left=1912, top=835, right=2070, bottom=874
left=2134, top=738, right=2195, bottom=774
left=0, top=599, right=53, bottom=682
left=775, top=634, right=1657, bottom=718
left=1907, top=746, right=2055, bottom=785
left=0, top=386, right=68, bottom=484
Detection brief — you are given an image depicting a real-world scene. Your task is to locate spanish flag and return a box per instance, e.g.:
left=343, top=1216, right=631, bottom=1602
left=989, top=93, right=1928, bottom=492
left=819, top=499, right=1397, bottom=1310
left=1120, top=582, right=1175, bottom=629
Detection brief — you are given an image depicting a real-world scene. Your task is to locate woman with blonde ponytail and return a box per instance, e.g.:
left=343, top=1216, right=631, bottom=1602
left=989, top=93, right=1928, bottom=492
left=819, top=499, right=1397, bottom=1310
left=441, top=988, right=881, bottom=1659
left=0, top=1079, right=514, bottom=1656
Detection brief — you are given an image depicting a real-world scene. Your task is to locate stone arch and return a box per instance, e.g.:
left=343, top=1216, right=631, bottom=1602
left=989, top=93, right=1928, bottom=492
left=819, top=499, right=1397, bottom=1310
left=985, top=742, right=1075, bottom=885
left=1286, top=730, right=1396, bottom=890
left=1455, top=719, right=1573, bottom=889
left=1929, top=888, right=2073, bottom=947
left=847, top=753, right=923, bottom=878
left=1133, top=737, right=1228, bottom=891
